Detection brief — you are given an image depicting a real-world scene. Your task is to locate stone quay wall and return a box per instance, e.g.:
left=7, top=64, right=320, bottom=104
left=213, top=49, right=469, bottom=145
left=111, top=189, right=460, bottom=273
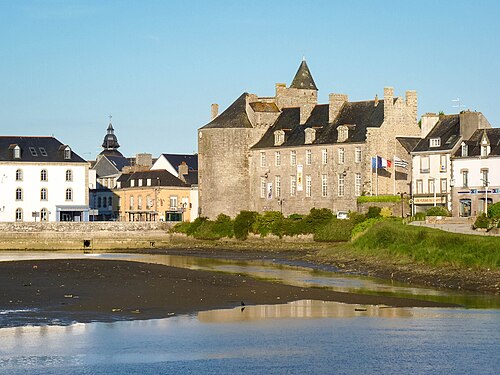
left=0, top=222, right=173, bottom=250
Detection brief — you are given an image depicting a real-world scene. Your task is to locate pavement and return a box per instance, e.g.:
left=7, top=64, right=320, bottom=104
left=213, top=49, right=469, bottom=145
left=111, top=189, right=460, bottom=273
left=409, top=220, right=500, bottom=236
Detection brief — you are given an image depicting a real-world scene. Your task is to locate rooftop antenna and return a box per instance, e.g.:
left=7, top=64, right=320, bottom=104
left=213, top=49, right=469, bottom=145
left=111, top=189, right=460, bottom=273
left=452, top=98, right=465, bottom=112
left=109, top=114, right=112, bottom=123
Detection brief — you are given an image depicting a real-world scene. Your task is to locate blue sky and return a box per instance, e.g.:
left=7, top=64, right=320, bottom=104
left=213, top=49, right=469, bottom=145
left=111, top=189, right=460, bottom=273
left=1, top=0, right=499, bottom=159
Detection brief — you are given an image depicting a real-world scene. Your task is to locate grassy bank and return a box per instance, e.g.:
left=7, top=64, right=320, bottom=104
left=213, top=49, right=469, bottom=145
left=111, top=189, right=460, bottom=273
left=346, top=221, right=499, bottom=269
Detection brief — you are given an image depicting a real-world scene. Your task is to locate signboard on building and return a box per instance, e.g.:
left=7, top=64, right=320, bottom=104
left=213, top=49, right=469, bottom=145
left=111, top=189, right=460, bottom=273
left=297, top=164, right=303, bottom=191
left=413, top=196, right=447, bottom=205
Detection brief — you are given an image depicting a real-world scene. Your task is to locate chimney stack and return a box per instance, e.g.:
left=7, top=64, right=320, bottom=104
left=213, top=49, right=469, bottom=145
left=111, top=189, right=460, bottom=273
left=178, top=162, right=188, bottom=183
left=211, top=104, right=219, bottom=120
left=329, top=93, right=348, bottom=123
left=383, top=87, right=394, bottom=119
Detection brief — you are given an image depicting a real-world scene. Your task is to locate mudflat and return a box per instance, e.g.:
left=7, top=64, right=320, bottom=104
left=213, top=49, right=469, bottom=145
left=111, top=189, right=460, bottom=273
left=0, top=259, right=457, bottom=325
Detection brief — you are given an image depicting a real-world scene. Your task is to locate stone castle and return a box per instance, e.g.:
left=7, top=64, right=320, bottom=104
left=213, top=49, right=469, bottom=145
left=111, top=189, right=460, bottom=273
left=198, top=61, right=420, bottom=218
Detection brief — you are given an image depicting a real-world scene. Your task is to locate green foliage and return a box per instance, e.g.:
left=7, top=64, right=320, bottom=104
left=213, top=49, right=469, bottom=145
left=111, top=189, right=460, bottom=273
left=380, top=207, right=392, bottom=217
left=487, top=202, right=500, bottom=220
left=366, top=206, right=381, bottom=219
left=353, top=220, right=500, bottom=269
left=171, top=221, right=191, bottom=234
left=191, top=214, right=233, bottom=240
left=426, top=206, right=450, bottom=217
left=348, top=211, right=366, bottom=225
left=351, top=218, right=382, bottom=238
left=233, top=211, right=259, bottom=240
left=300, top=208, right=334, bottom=233
left=313, top=218, right=356, bottom=242
left=288, top=213, right=303, bottom=220
left=186, top=217, right=207, bottom=236
left=473, top=213, right=490, bottom=229
left=254, top=211, right=285, bottom=238
left=357, top=195, right=401, bottom=203
left=413, top=212, right=426, bottom=221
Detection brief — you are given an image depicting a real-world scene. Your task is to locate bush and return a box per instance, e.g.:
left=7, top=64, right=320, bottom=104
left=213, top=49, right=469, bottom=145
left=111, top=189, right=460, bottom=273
left=380, top=207, right=392, bottom=217
left=487, top=202, right=500, bottom=220
left=413, top=212, right=426, bottom=221
left=301, top=208, right=334, bottom=233
left=186, top=217, right=207, bottom=236
left=233, top=211, right=259, bottom=240
left=348, top=211, right=366, bottom=225
left=254, top=211, right=284, bottom=237
left=473, top=213, right=490, bottom=229
left=426, top=206, right=450, bottom=217
left=313, top=218, right=355, bottom=242
left=366, top=206, right=381, bottom=219
left=171, top=221, right=192, bottom=234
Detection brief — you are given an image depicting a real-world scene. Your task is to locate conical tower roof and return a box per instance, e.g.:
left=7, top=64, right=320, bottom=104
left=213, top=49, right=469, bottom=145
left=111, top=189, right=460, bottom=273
left=290, top=59, right=318, bottom=90
left=99, top=121, right=123, bottom=157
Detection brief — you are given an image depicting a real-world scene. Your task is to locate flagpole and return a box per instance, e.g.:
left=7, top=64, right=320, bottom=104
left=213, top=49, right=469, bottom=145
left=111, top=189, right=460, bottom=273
left=393, top=155, right=396, bottom=195
left=370, top=157, right=373, bottom=196
left=376, top=161, right=379, bottom=196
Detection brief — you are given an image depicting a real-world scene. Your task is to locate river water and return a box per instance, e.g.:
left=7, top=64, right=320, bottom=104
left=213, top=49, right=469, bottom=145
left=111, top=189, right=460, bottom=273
left=0, top=251, right=499, bottom=374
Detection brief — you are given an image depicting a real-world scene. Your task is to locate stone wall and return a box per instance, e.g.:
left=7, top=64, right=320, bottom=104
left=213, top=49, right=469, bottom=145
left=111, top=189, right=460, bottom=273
left=0, top=221, right=170, bottom=232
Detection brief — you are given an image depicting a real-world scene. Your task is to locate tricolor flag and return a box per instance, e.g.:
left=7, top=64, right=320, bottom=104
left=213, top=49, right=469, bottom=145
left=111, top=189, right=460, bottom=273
left=393, top=155, right=409, bottom=169
left=371, top=156, right=392, bottom=169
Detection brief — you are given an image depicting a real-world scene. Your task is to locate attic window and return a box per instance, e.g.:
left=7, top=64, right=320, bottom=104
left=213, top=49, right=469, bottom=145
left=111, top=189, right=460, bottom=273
left=64, top=146, right=71, bottom=160
left=39, top=148, right=48, bottom=156
left=274, top=130, right=285, bottom=146
left=461, top=143, right=468, bottom=157
left=481, top=145, right=490, bottom=157
left=29, top=147, right=38, bottom=156
left=13, top=145, right=21, bottom=159
left=429, top=138, right=441, bottom=147
left=304, top=128, right=316, bottom=144
left=337, top=126, right=348, bottom=143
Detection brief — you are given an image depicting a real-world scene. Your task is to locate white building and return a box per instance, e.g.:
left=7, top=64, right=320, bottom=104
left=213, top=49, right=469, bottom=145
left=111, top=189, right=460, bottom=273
left=451, top=128, right=500, bottom=217
left=410, top=112, right=491, bottom=214
left=0, top=136, right=89, bottom=222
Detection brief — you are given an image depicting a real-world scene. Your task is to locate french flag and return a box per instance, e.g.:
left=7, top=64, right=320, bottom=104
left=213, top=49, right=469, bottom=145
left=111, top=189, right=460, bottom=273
left=371, top=156, right=392, bottom=169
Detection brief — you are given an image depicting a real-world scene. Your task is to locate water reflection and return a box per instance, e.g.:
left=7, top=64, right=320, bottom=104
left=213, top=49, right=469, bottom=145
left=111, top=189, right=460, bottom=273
left=198, top=300, right=413, bottom=322
left=0, top=251, right=498, bottom=308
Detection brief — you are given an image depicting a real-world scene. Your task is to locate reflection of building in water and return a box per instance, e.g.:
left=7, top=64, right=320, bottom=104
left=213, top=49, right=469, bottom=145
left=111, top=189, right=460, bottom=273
left=198, top=300, right=413, bottom=322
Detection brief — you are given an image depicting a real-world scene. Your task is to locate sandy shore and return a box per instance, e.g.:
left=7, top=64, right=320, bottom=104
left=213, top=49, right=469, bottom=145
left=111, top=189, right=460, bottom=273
left=0, top=258, right=458, bottom=325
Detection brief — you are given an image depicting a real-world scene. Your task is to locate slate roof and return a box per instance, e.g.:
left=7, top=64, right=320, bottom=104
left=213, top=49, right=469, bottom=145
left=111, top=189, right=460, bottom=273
left=160, top=153, right=198, bottom=171
left=117, top=170, right=188, bottom=188
left=201, top=93, right=253, bottom=129
left=412, top=115, right=460, bottom=153
left=454, top=128, right=500, bottom=157
left=0, top=136, right=86, bottom=163
left=397, top=137, right=421, bottom=153
left=106, top=155, right=130, bottom=171
left=290, top=60, right=318, bottom=90
left=183, top=170, right=198, bottom=185
left=251, top=100, right=385, bottom=149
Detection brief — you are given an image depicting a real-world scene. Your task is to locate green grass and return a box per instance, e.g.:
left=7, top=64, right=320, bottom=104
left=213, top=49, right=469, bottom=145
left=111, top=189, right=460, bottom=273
left=352, top=220, right=500, bottom=269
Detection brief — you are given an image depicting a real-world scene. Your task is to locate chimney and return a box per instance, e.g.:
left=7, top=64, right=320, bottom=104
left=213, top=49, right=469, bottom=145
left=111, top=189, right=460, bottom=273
left=329, top=93, right=348, bottom=123
left=420, top=113, right=439, bottom=138
left=384, top=87, right=394, bottom=119
left=178, top=161, right=188, bottom=182
left=459, top=111, right=492, bottom=140
left=405, top=90, right=417, bottom=124
left=211, top=104, right=219, bottom=120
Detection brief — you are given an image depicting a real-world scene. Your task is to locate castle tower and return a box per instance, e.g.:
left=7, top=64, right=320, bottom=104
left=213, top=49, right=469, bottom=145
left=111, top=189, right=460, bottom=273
left=275, top=59, right=318, bottom=124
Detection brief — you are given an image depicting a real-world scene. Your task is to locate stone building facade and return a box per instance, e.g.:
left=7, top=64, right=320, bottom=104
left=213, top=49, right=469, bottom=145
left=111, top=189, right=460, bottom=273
left=198, top=61, right=420, bottom=218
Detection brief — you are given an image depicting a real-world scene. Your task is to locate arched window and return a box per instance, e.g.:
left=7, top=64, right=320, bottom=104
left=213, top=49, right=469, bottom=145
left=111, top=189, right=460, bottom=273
left=15, top=208, right=23, bottom=222
left=15, top=169, right=23, bottom=181
left=97, top=197, right=102, bottom=208
left=108, top=197, right=113, bottom=207
left=129, top=196, right=134, bottom=210
left=41, top=188, right=48, bottom=201
left=40, top=169, right=48, bottom=181
left=65, top=169, right=73, bottom=182
left=15, top=188, right=23, bottom=201
left=41, top=208, right=48, bottom=222
left=64, top=146, right=71, bottom=160
left=138, top=195, right=143, bottom=210
left=65, top=188, right=73, bottom=201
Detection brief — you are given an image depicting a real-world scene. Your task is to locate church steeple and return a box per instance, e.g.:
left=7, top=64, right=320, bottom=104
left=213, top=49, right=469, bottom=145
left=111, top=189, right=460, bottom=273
left=290, top=59, right=317, bottom=90
left=99, top=116, right=123, bottom=157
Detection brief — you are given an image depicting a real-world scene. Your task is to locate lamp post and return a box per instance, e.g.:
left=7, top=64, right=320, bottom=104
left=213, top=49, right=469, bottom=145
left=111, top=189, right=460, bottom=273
left=154, top=177, right=160, bottom=222
left=481, top=178, right=489, bottom=214
left=398, top=192, right=406, bottom=218
left=277, top=198, right=284, bottom=214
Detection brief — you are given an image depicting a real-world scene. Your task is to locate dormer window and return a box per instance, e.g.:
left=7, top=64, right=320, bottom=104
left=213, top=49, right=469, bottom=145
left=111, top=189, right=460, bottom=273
left=13, top=145, right=21, bottom=159
left=481, top=145, right=490, bottom=157
left=274, top=130, right=285, bottom=146
left=337, top=125, right=348, bottom=143
left=305, top=128, right=316, bottom=144
left=429, top=138, right=441, bottom=147
left=461, top=142, right=468, bottom=157
left=64, top=146, right=71, bottom=160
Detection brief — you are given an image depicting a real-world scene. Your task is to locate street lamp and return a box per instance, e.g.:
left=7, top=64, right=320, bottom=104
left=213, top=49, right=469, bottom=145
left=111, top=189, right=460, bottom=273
left=277, top=198, right=284, bottom=214
left=398, top=192, right=406, bottom=218
left=481, top=178, right=489, bottom=214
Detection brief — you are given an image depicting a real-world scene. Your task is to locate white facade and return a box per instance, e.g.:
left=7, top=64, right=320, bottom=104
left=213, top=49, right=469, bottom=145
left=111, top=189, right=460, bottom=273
left=0, top=162, right=89, bottom=222
left=151, top=155, right=178, bottom=176
left=411, top=152, right=453, bottom=212
left=451, top=156, right=500, bottom=217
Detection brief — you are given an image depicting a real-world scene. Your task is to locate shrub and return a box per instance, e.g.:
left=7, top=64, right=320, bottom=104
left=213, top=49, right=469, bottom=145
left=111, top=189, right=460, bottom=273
left=357, top=195, right=401, bottom=203
left=380, top=207, right=392, bottom=217
left=301, top=208, right=334, bottom=233
left=366, top=206, right=381, bottom=219
left=348, top=211, right=366, bottom=225
left=171, top=221, right=192, bottom=234
left=313, top=218, right=355, bottom=242
left=487, top=202, right=500, bottom=220
left=186, top=217, right=207, bottom=236
left=233, top=211, right=259, bottom=240
left=413, top=212, right=426, bottom=221
left=473, top=213, right=490, bottom=229
left=426, top=206, right=450, bottom=217
left=254, top=211, right=284, bottom=237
